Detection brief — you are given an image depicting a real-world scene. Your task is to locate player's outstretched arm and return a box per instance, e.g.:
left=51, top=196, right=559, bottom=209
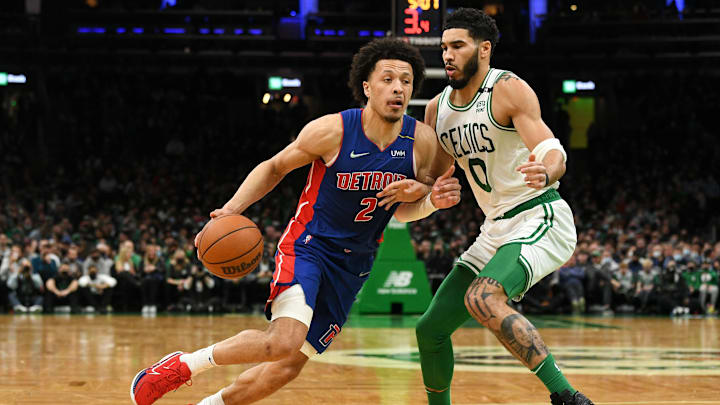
left=493, top=74, right=567, bottom=189
left=211, top=114, right=342, bottom=217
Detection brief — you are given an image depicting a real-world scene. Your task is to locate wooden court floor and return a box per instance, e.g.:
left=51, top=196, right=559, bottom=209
left=1, top=313, right=718, bottom=405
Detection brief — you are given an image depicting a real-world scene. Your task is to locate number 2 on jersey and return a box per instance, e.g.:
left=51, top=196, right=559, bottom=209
left=469, top=158, right=492, bottom=192
left=354, top=197, right=377, bottom=222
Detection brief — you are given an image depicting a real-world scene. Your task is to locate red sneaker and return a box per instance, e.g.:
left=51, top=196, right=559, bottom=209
left=130, top=351, right=192, bottom=405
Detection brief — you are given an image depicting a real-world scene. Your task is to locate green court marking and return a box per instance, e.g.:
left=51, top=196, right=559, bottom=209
left=345, top=314, right=620, bottom=330
left=344, top=314, right=421, bottom=328
left=312, top=346, right=720, bottom=375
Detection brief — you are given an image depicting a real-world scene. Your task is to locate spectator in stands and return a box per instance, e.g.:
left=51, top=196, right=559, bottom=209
left=83, top=247, right=114, bottom=277
left=653, top=260, right=690, bottom=315
left=698, top=259, right=718, bottom=314
left=44, top=262, right=79, bottom=313
left=585, top=250, right=614, bottom=314
left=32, top=242, right=58, bottom=283
left=650, top=244, right=664, bottom=268
left=113, top=240, right=141, bottom=312
left=558, top=253, right=587, bottom=314
left=634, top=258, right=658, bottom=313
left=7, top=258, right=44, bottom=313
left=139, top=244, right=165, bottom=315
left=610, top=261, right=635, bottom=313
left=181, top=263, right=218, bottom=313
left=42, top=240, right=62, bottom=267
left=165, top=249, right=191, bottom=312
left=65, top=245, right=83, bottom=276
left=78, top=263, right=116, bottom=313
left=0, top=244, right=22, bottom=311
left=682, top=260, right=702, bottom=313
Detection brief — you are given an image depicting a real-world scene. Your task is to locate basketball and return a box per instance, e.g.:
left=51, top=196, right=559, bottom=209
left=197, top=214, right=264, bottom=280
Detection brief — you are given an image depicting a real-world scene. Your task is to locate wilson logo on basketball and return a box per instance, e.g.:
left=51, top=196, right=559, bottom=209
left=221, top=252, right=261, bottom=275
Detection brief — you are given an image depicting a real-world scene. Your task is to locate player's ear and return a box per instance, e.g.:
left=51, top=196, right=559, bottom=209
left=363, top=81, right=370, bottom=99
left=479, top=40, right=492, bottom=59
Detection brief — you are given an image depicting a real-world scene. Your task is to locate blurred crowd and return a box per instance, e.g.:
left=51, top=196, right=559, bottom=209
left=0, top=229, right=280, bottom=315
left=1, top=68, right=719, bottom=317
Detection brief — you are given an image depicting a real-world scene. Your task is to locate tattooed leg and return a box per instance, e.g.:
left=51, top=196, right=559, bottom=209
left=464, top=276, right=549, bottom=369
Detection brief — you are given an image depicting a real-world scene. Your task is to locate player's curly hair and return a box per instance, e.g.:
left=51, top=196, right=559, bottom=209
left=348, top=38, right=426, bottom=105
left=444, top=8, right=500, bottom=55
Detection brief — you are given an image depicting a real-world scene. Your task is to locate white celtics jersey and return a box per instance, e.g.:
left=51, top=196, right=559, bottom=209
left=435, top=68, right=560, bottom=220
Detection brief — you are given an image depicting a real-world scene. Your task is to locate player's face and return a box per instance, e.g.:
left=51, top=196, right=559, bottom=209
left=441, top=28, right=480, bottom=89
left=363, top=59, right=413, bottom=123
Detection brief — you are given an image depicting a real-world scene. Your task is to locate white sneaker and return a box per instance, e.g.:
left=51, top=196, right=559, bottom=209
left=683, top=307, right=690, bottom=314
left=29, top=305, right=43, bottom=313
left=85, top=306, right=96, bottom=313
left=13, top=305, right=28, bottom=313
left=55, top=305, right=71, bottom=313
left=149, top=305, right=157, bottom=315
left=141, top=305, right=149, bottom=315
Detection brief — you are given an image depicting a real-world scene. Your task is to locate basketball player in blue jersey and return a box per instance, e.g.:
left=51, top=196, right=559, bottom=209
left=130, top=38, right=462, bottom=405
left=379, top=8, right=594, bottom=405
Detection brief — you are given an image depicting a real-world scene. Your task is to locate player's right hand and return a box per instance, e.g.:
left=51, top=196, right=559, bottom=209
left=194, top=207, right=237, bottom=255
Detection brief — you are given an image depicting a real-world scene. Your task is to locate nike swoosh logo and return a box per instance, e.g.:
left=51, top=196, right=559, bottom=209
left=148, top=359, right=176, bottom=375
left=359, top=271, right=371, bottom=277
left=350, top=151, right=370, bottom=158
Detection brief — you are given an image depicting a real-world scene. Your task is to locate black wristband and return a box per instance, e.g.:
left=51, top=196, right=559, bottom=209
left=544, top=173, right=550, bottom=187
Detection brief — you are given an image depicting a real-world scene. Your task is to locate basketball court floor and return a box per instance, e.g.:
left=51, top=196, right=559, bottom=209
left=1, top=313, right=718, bottom=404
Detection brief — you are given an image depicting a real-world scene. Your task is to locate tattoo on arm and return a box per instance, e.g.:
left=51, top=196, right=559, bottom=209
left=499, top=73, right=520, bottom=82
left=500, top=314, right=549, bottom=364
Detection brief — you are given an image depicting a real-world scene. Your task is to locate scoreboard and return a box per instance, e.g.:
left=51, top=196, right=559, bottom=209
left=393, top=0, right=446, bottom=47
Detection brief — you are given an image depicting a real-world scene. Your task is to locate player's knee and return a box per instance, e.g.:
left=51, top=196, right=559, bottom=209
left=262, top=332, right=304, bottom=361
left=415, top=312, right=446, bottom=349
left=415, top=314, right=432, bottom=347
left=464, top=278, right=505, bottom=324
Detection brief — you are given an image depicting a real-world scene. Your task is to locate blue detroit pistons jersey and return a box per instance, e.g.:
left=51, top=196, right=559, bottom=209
left=283, top=108, right=417, bottom=254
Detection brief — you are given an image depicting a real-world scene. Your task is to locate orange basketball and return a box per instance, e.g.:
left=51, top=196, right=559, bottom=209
left=197, top=214, right=264, bottom=280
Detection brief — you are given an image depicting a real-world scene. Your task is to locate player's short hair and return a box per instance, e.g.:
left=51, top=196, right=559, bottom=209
left=444, top=8, right=500, bottom=54
left=348, top=38, right=426, bottom=105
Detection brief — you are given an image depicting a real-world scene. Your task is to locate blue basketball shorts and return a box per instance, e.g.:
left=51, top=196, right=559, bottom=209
left=266, top=230, right=373, bottom=354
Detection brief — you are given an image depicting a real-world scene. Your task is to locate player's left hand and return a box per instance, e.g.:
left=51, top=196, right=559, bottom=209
left=377, top=179, right=431, bottom=210
left=515, top=154, right=548, bottom=190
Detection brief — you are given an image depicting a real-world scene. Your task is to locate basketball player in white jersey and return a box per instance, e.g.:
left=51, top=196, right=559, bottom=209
left=379, top=7, right=594, bottom=405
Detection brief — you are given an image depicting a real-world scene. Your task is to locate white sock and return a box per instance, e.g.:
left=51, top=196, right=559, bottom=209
left=197, top=389, right=225, bottom=405
left=180, top=344, right=217, bottom=376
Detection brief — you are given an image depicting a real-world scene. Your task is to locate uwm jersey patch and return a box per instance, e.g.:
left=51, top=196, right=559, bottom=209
left=280, top=108, right=416, bottom=255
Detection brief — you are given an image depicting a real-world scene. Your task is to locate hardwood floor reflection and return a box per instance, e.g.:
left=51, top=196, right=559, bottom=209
left=1, top=314, right=718, bottom=405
